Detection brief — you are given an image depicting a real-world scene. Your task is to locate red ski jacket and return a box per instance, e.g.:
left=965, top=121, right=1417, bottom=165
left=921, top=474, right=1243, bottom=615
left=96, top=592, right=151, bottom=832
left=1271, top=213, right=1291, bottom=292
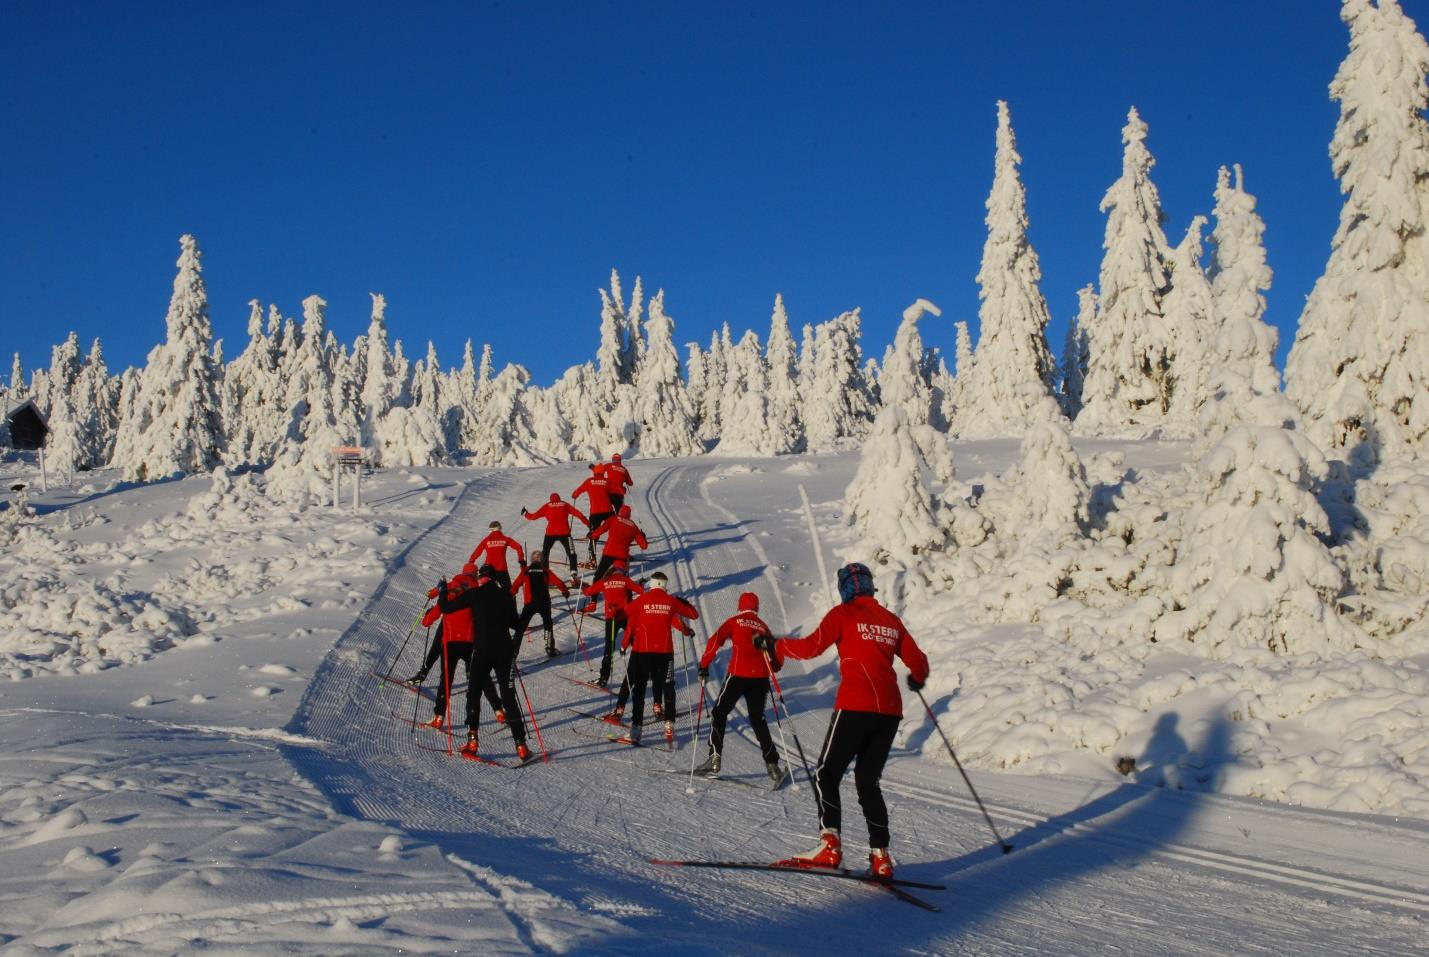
left=572, top=474, right=614, bottom=516
left=431, top=578, right=479, bottom=645
left=524, top=499, right=588, bottom=537
left=605, top=462, right=633, bottom=495
left=582, top=572, right=644, bottom=618
left=511, top=567, right=570, bottom=605
left=590, top=514, right=647, bottom=559
left=468, top=532, right=524, bottom=571
left=622, top=588, right=698, bottom=654
left=422, top=571, right=481, bottom=627
left=775, top=595, right=929, bottom=717
left=701, top=603, right=780, bottom=678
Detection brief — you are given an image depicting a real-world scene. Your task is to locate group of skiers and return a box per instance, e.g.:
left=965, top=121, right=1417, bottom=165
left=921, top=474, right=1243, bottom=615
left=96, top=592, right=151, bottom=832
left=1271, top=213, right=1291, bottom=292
left=405, top=453, right=930, bottom=880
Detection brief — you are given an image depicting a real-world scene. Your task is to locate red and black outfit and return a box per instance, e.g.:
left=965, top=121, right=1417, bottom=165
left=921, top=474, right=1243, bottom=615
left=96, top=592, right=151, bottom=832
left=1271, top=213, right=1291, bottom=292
left=772, top=596, right=929, bottom=851
left=618, top=587, right=698, bottom=730
left=572, top=468, right=615, bottom=562
left=522, top=495, right=588, bottom=574
left=511, top=561, right=570, bottom=658
left=582, top=571, right=644, bottom=686
left=468, top=530, right=525, bottom=592
left=589, top=508, right=648, bottom=582
left=437, top=576, right=527, bottom=746
left=415, top=569, right=501, bottom=716
left=605, top=458, right=633, bottom=512
left=699, top=593, right=781, bottom=765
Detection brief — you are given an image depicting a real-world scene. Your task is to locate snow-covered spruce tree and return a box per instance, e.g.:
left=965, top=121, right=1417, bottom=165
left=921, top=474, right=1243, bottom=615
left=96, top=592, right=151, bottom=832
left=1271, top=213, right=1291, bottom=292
left=697, top=326, right=730, bottom=444
left=390, top=339, right=412, bottom=409
left=961, top=101, right=1063, bottom=438
left=1002, top=401, right=1091, bottom=538
left=72, top=338, right=118, bottom=469
left=359, top=293, right=397, bottom=454
left=43, top=385, right=82, bottom=482
left=766, top=294, right=806, bottom=453
left=945, top=320, right=975, bottom=433
left=1153, top=426, right=1364, bottom=654
left=1210, top=165, right=1280, bottom=396
left=1161, top=217, right=1218, bottom=434
left=110, top=235, right=223, bottom=481
left=267, top=295, right=356, bottom=500
left=552, top=363, right=608, bottom=460
left=467, top=363, right=546, bottom=466
left=1285, top=0, right=1429, bottom=464
left=685, top=341, right=709, bottom=437
left=1060, top=286, right=1094, bottom=419
left=374, top=340, right=448, bottom=468
left=624, top=275, right=646, bottom=379
left=597, top=272, right=630, bottom=395
left=38, top=332, right=82, bottom=418
left=796, top=322, right=816, bottom=406
left=8, top=354, right=25, bottom=401
left=880, top=299, right=956, bottom=484
left=633, top=289, right=702, bottom=457
left=713, top=329, right=779, bottom=455
left=524, top=385, right=573, bottom=462
left=1076, top=108, right=1175, bottom=437
left=844, top=404, right=943, bottom=566
left=222, top=300, right=285, bottom=466
left=803, top=310, right=876, bottom=451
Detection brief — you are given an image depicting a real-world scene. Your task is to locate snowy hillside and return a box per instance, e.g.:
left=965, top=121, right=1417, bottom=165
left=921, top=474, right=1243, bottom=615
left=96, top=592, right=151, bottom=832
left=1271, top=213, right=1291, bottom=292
left=1, top=454, right=1426, bottom=955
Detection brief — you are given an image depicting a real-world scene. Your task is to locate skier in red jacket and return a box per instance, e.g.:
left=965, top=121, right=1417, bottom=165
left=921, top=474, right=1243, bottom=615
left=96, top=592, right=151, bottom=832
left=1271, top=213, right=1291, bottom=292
left=756, top=562, right=929, bottom=880
left=409, top=563, right=503, bottom=721
left=521, top=493, right=588, bottom=583
left=436, top=566, right=531, bottom=763
left=510, top=554, right=570, bottom=658
left=614, top=571, right=697, bottom=745
left=468, top=521, right=525, bottom=591
left=572, top=464, right=615, bottom=565
left=694, top=592, right=787, bottom=786
left=589, top=504, right=648, bottom=582
left=581, top=568, right=644, bottom=687
left=605, top=453, right=634, bottom=511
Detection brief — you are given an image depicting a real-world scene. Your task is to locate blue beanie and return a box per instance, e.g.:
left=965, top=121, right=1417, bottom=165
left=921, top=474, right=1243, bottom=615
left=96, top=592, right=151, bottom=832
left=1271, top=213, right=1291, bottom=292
left=837, top=563, right=875, bottom=603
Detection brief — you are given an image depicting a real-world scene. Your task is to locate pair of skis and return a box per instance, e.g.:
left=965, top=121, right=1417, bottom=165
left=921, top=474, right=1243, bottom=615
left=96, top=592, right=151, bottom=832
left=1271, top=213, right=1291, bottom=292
left=649, top=859, right=942, bottom=911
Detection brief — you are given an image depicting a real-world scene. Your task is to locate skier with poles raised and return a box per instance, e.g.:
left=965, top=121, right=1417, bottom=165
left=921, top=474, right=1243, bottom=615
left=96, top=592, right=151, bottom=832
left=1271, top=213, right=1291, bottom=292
left=521, top=492, right=588, bottom=585
left=604, top=452, right=633, bottom=512
left=589, top=504, right=648, bottom=582
left=572, top=463, right=615, bottom=567
left=511, top=554, right=571, bottom=659
left=468, top=520, right=525, bottom=592
left=754, top=562, right=929, bottom=880
left=693, top=592, right=787, bottom=786
left=437, top=564, right=532, bottom=763
left=582, top=567, right=644, bottom=688
left=614, top=571, right=697, bottom=745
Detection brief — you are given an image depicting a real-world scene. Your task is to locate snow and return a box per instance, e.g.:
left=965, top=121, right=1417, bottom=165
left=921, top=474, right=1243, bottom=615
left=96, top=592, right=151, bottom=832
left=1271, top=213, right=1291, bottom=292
left=0, top=451, right=1424, bottom=954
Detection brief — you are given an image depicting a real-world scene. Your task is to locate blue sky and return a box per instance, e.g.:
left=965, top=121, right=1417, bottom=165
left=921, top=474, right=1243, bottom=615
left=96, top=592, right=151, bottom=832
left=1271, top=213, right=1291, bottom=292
left=3, top=1, right=1420, bottom=387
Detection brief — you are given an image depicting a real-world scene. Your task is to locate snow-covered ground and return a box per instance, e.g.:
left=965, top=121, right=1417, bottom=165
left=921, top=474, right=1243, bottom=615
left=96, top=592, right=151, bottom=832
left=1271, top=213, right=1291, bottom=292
left=1, top=451, right=1426, bottom=954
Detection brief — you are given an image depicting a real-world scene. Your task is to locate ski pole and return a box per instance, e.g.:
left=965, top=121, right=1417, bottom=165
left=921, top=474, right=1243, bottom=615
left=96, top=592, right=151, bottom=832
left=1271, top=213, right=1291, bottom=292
left=570, top=591, right=593, bottom=671
left=514, top=664, right=550, bottom=762
left=916, top=688, right=1012, bottom=854
left=377, top=604, right=429, bottom=680
left=409, top=622, right=434, bottom=736
left=442, top=640, right=454, bottom=756
left=762, top=649, right=816, bottom=798
left=763, top=666, right=799, bottom=792
left=685, top=675, right=708, bottom=794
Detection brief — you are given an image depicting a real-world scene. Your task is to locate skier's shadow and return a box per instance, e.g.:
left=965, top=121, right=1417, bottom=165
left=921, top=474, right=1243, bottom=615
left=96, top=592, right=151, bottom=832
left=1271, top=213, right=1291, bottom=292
left=758, top=713, right=1232, bottom=947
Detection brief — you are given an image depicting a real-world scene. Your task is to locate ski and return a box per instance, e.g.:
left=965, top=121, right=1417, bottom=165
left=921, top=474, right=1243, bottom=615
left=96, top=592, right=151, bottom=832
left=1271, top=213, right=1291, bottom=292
left=389, top=710, right=453, bottom=735
left=647, top=859, right=945, bottom=892
left=568, top=706, right=690, bottom=727
left=650, top=767, right=768, bottom=790
left=558, top=674, right=618, bottom=696
left=566, top=723, right=674, bottom=752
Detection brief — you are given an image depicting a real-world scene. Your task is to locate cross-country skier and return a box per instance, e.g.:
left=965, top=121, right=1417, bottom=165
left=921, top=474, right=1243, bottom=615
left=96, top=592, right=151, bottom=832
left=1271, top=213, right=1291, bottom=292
left=521, top=492, right=588, bottom=583
left=572, top=463, right=614, bottom=566
left=614, top=571, right=697, bottom=745
left=589, top=504, right=648, bottom=582
left=511, top=554, right=571, bottom=658
left=468, top=521, right=525, bottom=592
left=581, top=567, right=644, bottom=687
left=437, top=564, right=532, bottom=763
left=754, top=562, right=929, bottom=880
left=409, top=563, right=503, bottom=721
left=604, top=453, right=633, bottom=512
left=693, top=592, right=787, bottom=786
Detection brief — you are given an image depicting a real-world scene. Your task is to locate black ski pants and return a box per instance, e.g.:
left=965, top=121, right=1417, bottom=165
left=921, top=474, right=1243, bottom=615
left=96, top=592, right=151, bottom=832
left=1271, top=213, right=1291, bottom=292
left=625, top=651, right=675, bottom=727
left=598, top=612, right=627, bottom=685
left=424, top=626, right=501, bottom=715
left=470, top=646, right=525, bottom=744
left=515, top=600, right=555, bottom=652
left=592, top=553, right=629, bottom=583
left=432, top=640, right=473, bottom=719
left=812, top=710, right=900, bottom=850
left=708, top=675, right=777, bottom=764
left=540, top=534, right=577, bottom=572
left=586, top=511, right=614, bottom=559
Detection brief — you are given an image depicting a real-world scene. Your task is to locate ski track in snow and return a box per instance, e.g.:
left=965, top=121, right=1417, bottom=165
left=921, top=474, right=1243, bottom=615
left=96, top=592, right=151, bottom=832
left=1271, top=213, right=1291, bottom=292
left=274, top=460, right=1427, bottom=955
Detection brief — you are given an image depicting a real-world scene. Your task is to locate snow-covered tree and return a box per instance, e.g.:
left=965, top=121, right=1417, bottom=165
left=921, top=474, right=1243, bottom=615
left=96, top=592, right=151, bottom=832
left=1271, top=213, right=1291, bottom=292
left=803, top=310, right=876, bottom=450
left=551, top=363, right=609, bottom=460
left=1060, top=286, right=1094, bottom=418
left=1077, top=108, right=1175, bottom=436
left=43, top=387, right=82, bottom=483
left=764, top=294, right=805, bottom=453
left=222, top=300, right=286, bottom=466
left=625, top=275, right=646, bottom=378
left=1285, top=0, right=1429, bottom=463
left=1209, top=165, right=1280, bottom=397
left=880, top=299, right=939, bottom=429
left=360, top=293, right=397, bottom=451
left=597, top=271, right=630, bottom=393
left=466, top=363, right=545, bottom=466
left=110, top=235, right=224, bottom=481
left=1162, top=217, right=1218, bottom=432
left=267, top=295, right=356, bottom=500
left=697, top=326, right=731, bottom=444
left=634, top=289, right=702, bottom=457
left=1002, top=409, right=1091, bottom=538
left=945, top=320, right=975, bottom=432
left=8, top=354, right=25, bottom=401
left=961, top=101, right=1062, bottom=437
left=38, top=332, right=82, bottom=418
left=72, top=338, right=118, bottom=469
left=685, top=341, right=709, bottom=435
left=713, top=329, right=779, bottom=455
left=844, top=405, right=943, bottom=565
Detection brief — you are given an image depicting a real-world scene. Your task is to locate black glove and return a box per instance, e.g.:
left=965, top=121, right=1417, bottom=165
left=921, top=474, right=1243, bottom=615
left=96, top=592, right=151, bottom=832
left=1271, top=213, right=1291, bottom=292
left=753, top=634, right=776, bottom=654
left=698, top=666, right=709, bottom=681
left=436, top=578, right=448, bottom=595
left=906, top=674, right=926, bottom=693
left=520, top=506, right=528, bottom=515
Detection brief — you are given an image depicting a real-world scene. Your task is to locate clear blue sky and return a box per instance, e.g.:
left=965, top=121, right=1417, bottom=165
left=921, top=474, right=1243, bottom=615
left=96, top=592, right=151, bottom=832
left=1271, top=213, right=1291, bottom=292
left=4, top=1, right=1420, bottom=387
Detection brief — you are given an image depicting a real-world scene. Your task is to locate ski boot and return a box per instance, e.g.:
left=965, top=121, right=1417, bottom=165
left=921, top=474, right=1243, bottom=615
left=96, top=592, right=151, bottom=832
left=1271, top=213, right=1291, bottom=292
left=766, top=760, right=788, bottom=788
left=405, top=672, right=426, bottom=687
left=869, top=848, right=894, bottom=880
left=663, top=720, right=675, bottom=744
left=459, top=730, right=479, bottom=757
left=628, top=725, right=642, bottom=746
left=778, top=829, right=841, bottom=870
left=546, top=641, right=559, bottom=658
left=494, top=709, right=506, bottom=726
left=595, top=674, right=610, bottom=689
left=515, top=741, right=532, bottom=763
left=601, top=707, right=625, bottom=726
left=693, top=752, right=721, bottom=776
left=652, top=702, right=664, bottom=720
left=425, top=714, right=445, bottom=730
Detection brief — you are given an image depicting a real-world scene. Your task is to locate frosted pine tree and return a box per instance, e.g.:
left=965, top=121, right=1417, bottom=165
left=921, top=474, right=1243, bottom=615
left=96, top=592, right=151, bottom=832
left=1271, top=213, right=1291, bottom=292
left=552, top=363, right=608, bottom=459
left=38, top=332, right=82, bottom=418
left=222, top=300, right=286, bottom=465
left=110, top=235, right=224, bottom=481
left=1076, top=108, right=1175, bottom=436
left=880, top=299, right=956, bottom=484
left=44, top=387, right=82, bottom=483
left=1285, top=0, right=1429, bottom=463
left=1209, top=165, right=1280, bottom=397
left=796, top=322, right=816, bottom=405
left=625, top=275, right=646, bottom=378
left=268, top=295, right=354, bottom=500
left=634, top=289, right=702, bottom=457
left=467, top=364, right=546, bottom=466
left=1161, top=217, right=1218, bottom=434
left=803, top=310, right=876, bottom=451
left=597, top=272, right=630, bottom=394
left=360, top=293, right=397, bottom=453
left=72, top=338, right=118, bottom=469
left=9, top=354, right=25, bottom=401
left=685, top=341, right=709, bottom=436
left=713, top=330, right=778, bottom=455
left=765, top=294, right=805, bottom=453
left=1060, top=286, right=1095, bottom=418
left=1002, top=405, right=1091, bottom=539
left=844, top=405, right=943, bottom=565
left=697, top=326, right=730, bottom=443
left=961, top=101, right=1062, bottom=438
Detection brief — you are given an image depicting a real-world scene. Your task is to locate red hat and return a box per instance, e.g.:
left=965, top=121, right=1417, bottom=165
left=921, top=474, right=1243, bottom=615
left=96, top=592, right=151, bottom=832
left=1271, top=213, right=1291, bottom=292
left=619, top=504, right=631, bottom=517
left=612, top=453, right=622, bottom=462
left=549, top=492, right=560, bottom=503
left=738, top=592, right=759, bottom=612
